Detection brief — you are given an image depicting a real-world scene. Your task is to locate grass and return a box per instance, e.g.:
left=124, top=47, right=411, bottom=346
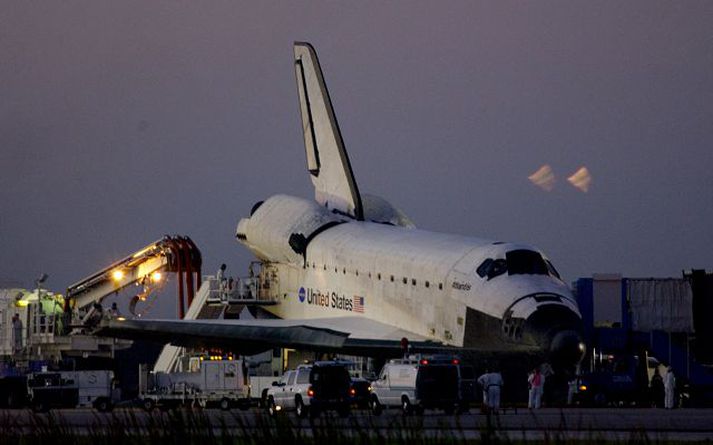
left=0, top=408, right=700, bottom=445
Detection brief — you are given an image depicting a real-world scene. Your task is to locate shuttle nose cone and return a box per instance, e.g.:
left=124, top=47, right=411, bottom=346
left=523, top=305, right=585, bottom=365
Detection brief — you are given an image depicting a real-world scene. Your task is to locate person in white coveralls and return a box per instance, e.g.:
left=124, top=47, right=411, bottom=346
left=664, top=366, right=676, bottom=409
left=478, top=370, right=504, bottom=412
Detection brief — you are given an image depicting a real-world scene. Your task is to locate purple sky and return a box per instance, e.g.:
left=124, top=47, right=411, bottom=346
left=2, top=2, right=712, bottom=316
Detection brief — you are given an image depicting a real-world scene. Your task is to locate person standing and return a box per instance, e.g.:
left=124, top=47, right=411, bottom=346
left=664, top=366, right=676, bottom=409
left=477, top=369, right=491, bottom=411
left=488, top=371, right=504, bottom=411
left=12, top=313, right=23, bottom=353
left=528, top=367, right=545, bottom=409
left=217, top=263, right=227, bottom=283
left=540, top=362, right=554, bottom=406
left=650, top=367, right=665, bottom=407
left=567, top=377, right=577, bottom=406
left=217, top=264, right=227, bottom=298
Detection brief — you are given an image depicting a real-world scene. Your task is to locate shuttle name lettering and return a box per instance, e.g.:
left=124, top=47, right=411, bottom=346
left=452, top=281, right=472, bottom=291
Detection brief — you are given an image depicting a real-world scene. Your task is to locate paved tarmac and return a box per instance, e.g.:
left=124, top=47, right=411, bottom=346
left=2, top=407, right=713, bottom=442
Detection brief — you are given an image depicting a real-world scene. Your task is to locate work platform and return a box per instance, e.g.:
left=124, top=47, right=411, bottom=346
left=152, top=270, right=280, bottom=373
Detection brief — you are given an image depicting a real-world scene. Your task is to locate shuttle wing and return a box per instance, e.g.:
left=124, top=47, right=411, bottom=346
left=294, top=42, right=363, bottom=220
left=96, top=316, right=450, bottom=356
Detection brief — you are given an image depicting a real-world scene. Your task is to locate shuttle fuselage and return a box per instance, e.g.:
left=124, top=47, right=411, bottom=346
left=237, top=194, right=584, bottom=364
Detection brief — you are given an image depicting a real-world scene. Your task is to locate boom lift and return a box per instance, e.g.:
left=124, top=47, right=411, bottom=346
left=0, top=236, right=203, bottom=407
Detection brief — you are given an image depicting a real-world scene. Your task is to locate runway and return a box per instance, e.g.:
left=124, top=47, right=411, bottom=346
left=2, top=407, right=713, bottom=442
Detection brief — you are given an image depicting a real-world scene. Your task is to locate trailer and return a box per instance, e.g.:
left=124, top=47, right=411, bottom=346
left=27, top=369, right=117, bottom=412
left=139, top=358, right=250, bottom=410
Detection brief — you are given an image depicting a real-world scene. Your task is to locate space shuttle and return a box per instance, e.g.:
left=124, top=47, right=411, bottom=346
left=100, top=42, right=585, bottom=366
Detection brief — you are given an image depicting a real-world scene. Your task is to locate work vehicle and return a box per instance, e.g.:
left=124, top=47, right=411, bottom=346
left=265, top=361, right=352, bottom=418
left=574, top=353, right=650, bottom=407
left=370, top=356, right=459, bottom=415
left=27, top=370, right=116, bottom=412
left=139, top=358, right=250, bottom=411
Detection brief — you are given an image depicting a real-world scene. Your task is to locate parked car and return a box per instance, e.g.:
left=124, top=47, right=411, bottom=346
left=370, top=356, right=459, bottom=415
left=265, top=361, right=352, bottom=418
left=349, top=377, right=372, bottom=409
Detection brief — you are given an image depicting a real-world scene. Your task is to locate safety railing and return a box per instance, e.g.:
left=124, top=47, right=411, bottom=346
left=206, top=275, right=277, bottom=305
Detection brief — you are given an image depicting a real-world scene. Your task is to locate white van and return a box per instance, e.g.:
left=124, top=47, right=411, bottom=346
left=370, top=356, right=459, bottom=415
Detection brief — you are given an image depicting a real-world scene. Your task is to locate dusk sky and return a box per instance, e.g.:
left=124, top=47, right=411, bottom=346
left=2, top=2, right=712, bottom=316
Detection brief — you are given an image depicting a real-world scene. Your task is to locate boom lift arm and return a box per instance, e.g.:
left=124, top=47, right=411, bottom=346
left=64, top=236, right=202, bottom=326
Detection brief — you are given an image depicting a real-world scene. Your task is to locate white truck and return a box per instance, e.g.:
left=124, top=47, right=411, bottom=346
left=27, top=370, right=117, bottom=412
left=139, top=358, right=250, bottom=410
left=265, top=361, right=353, bottom=418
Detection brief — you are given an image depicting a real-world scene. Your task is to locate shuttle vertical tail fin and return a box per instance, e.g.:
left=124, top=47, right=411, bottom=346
left=294, top=42, right=363, bottom=220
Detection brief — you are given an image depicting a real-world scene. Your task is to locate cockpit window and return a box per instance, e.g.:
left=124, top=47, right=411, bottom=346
left=476, top=258, right=507, bottom=280
left=545, top=259, right=561, bottom=280
left=477, top=250, right=561, bottom=281
left=476, top=259, right=493, bottom=278
left=490, top=259, right=507, bottom=279
left=506, top=250, right=548, bottom=276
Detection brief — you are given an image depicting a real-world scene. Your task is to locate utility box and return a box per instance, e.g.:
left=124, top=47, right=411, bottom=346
left=202, top=361, right=239, bottom=391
